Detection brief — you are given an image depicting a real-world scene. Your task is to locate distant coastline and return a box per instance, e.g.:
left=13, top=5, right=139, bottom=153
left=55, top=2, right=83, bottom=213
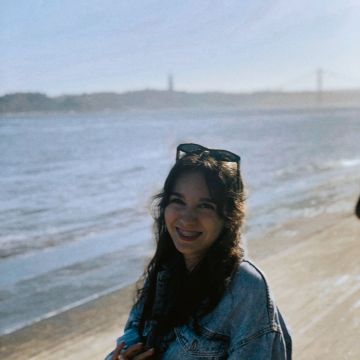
left=1, top=89, right=360, bottom=114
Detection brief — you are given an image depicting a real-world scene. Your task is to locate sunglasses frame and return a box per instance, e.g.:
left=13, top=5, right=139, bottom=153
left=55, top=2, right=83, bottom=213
left=176, top=143, right=241, bottom=190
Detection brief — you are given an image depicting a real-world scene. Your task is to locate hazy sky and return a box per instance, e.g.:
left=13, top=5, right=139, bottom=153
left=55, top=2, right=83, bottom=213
left=1, top=0, right=360, bottom=95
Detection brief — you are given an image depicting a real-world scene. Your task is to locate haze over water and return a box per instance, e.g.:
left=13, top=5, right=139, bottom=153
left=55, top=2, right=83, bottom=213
left=0, top=108, right=359, bottom=335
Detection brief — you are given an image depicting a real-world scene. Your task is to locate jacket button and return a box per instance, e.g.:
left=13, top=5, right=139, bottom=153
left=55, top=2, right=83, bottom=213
left=190, top=340, right=198, bottom=351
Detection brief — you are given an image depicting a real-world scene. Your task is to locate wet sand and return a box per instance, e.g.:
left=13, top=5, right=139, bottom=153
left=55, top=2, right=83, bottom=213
left=1, top=206, right=359, bottom=359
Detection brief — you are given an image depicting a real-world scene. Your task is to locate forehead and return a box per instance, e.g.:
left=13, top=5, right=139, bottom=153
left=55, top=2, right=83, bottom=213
left=172, top=171, right=211, bottom=198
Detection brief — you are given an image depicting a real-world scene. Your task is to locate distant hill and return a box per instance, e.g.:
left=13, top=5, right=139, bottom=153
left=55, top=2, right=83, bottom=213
left=1, top=89, right=360, bottom=114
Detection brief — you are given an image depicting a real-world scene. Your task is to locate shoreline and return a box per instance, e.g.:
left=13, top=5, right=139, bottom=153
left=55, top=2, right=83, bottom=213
left=0, top=281, right=134, bottom=337
left=0, top=283, right=136, bottom=360
left=1, top=204, right=359, bottom=359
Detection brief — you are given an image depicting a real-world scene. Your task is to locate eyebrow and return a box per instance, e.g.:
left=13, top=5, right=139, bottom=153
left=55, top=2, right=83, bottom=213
left=170, top=192, right=216, bottom=203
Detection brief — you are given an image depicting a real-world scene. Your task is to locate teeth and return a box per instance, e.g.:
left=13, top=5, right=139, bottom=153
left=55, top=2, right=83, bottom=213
left=182, top=231, right=198, bottom=236
left=178, top=228, right=201, bottom=237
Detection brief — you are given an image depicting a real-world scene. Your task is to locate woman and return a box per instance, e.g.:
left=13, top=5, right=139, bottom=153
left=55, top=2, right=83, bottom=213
left=106, top=143, right=292, bottom=359
left=355, top=194, right=360, bottom=219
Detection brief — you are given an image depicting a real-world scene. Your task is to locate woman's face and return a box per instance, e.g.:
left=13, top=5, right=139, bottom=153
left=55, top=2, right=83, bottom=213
left=164, top=171, right=224, bottom=271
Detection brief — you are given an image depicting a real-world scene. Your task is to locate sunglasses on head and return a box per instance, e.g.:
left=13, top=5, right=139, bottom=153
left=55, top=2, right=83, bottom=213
left=176, top=143, right=241, bottom=190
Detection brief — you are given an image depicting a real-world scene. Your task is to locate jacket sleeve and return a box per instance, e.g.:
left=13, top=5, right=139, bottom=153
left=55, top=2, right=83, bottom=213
left=104, top=302, right=143, bottom=360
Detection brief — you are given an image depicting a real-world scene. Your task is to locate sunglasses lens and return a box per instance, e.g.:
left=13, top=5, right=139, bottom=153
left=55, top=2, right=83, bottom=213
left=213, top=150, right=239, bottom=162
left=178, top=144, right=205, bottom=154
left=177, top=143, right=206, bottom=160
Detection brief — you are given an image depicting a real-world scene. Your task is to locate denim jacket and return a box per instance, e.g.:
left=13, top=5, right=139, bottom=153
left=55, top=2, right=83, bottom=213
left=105, top=259, right=292, bottom=359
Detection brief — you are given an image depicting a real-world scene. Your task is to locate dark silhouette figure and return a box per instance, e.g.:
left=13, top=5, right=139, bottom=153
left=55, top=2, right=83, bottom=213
left=356, top=195, right=360, bottom=219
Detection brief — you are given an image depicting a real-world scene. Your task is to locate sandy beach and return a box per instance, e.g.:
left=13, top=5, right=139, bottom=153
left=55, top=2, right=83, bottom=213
left=1, top=197, right=359, bottom=359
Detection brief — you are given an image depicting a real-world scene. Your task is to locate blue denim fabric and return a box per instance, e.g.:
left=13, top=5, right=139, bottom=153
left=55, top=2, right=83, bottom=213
left=105, top=259, right=292, bottom=359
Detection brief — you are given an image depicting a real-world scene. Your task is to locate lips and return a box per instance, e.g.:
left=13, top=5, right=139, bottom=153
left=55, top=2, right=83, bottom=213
left=176, top=227, right=202, bottom=241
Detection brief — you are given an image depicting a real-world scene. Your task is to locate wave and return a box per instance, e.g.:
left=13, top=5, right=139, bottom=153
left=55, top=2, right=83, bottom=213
left=339, top=158, right=360, bottom=167
left=0, top=206, right=144, bottom=259
left=274, top=157, right=360, bottom=182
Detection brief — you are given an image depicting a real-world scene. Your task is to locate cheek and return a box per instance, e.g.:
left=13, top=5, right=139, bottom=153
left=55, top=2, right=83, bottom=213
left=164, top=206, right=175, bottom=227
left=206, top=217, right=224, bottom=235
left=216, top=222, right=224, bottom=236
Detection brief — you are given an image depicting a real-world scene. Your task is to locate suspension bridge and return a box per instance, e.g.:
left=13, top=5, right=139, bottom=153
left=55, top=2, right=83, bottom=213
left=270, top=68, right=360, bottom=92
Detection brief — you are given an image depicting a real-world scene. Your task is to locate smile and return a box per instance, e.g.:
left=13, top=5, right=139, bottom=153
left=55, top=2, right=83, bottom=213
left=176, top=227, right=202, bottom=241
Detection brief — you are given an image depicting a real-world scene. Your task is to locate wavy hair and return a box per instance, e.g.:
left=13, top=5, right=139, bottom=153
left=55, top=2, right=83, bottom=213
left=136, top=152, right=245, bottom=341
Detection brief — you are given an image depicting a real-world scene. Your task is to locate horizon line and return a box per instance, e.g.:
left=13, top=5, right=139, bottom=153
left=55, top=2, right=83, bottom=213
left=2, top=86, right=360, bottom=98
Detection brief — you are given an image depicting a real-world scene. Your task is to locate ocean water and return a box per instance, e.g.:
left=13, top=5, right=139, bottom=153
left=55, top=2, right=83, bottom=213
left=0, top=108, right=360, bottom=335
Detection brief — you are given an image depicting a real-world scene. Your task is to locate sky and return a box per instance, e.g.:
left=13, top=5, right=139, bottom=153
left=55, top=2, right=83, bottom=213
left=1, top=0, right=360, bottom=96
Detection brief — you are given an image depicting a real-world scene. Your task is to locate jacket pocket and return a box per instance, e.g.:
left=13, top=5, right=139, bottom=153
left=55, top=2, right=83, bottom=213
left=175, top=324, right=229, bottom=359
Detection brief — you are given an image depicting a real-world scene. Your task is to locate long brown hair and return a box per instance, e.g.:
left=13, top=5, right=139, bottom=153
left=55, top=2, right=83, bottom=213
left=137, top=152, right=245, bottom=339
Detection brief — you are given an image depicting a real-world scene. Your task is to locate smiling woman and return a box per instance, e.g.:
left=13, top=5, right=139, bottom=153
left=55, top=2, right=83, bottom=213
left=105, top=143, right=292, bottom=360
left=164, top=171, right=225, bottom=271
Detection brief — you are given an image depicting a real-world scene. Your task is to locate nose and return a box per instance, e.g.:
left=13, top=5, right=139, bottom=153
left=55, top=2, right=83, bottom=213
left=180, top=207, right=198, bottom=225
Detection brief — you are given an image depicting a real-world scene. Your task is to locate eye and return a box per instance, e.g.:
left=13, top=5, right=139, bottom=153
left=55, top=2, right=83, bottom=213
left=169, top=197, right=185, bottom=205
left=199, top=202, right=216, bottom=210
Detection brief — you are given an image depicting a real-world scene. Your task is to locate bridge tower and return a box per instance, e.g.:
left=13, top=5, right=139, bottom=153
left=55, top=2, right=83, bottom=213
left=168, top=74, right=174, bottom=92
left=316, top=68, right=323, bottom=105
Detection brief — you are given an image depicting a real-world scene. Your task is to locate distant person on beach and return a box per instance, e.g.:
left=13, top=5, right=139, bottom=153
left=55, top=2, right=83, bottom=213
left=356, top=195, right=360, bottom=219
left=106, top=143, right=292, bottom=359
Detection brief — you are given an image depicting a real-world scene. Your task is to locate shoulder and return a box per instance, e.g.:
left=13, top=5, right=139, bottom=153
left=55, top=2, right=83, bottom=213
left=206, top=259, right=274, bottom=319
left=225, top=260, right=291, bottom=357
left=230, top=259, right=271, bottom=298
left=225, top=259, right=276, bottom=326
left=197, top=259, right=281, bottom=344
